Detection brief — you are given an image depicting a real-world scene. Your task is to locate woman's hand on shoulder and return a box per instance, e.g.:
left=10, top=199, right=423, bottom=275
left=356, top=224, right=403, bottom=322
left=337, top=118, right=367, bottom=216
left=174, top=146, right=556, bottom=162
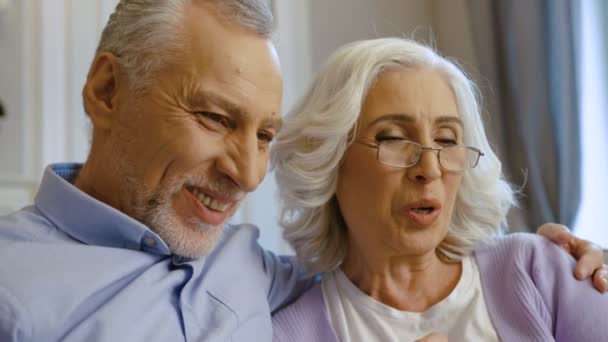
left=537, top=223, right=608, bottom=293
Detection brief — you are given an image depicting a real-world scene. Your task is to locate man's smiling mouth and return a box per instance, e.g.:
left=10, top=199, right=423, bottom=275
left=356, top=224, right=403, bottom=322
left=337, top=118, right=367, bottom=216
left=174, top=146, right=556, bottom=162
left=186, top=186, right=229, bottom=212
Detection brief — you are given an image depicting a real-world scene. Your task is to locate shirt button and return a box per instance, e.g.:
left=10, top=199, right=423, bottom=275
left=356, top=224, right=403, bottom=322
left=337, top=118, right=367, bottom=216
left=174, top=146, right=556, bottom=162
left=172, top=255, right=187, bottom=265
left=143, top=236, right=157, bottom=247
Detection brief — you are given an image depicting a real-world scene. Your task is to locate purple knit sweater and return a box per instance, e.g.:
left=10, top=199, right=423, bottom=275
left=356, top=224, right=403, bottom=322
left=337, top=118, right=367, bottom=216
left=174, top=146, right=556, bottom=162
left=272, top=234, right=608, bottom=341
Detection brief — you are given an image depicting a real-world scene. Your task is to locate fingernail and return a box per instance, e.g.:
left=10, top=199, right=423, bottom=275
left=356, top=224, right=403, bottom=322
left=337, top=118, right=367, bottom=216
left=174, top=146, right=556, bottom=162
left=601, top=270, right=608, bottom=285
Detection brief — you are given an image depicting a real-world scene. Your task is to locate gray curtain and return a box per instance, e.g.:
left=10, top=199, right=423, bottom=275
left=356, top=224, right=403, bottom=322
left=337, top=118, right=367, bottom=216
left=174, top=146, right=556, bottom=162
left=468, top=0, right=581, bottom=230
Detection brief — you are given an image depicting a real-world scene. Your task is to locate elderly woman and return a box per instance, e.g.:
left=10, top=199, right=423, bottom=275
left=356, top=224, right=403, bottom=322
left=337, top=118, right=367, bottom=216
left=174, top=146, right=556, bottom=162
left=271, top=38, right=608, bottom=341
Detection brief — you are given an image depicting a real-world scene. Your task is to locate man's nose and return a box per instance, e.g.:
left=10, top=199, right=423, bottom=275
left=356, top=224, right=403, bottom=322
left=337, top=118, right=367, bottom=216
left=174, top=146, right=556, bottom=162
left=216, top=135, right=266, bottom=193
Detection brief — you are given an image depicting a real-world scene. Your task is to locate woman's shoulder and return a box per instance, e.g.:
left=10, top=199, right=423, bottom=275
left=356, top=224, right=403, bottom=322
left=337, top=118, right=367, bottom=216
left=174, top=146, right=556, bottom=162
left=473, top=233, right=576, bottom=280
left=272, top=281, right=336, bottom=342
left=474, top=233, right=559, bottom=259
left=473, top=232, right=580, bottom=286
left=273, top=281, right=325, bottom=322
left=473, top=234, right=608, bottom=340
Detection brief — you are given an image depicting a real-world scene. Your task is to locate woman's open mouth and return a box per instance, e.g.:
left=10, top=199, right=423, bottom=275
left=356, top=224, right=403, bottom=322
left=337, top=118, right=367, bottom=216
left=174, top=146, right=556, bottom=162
left=403, top=200, right=442, bottom=226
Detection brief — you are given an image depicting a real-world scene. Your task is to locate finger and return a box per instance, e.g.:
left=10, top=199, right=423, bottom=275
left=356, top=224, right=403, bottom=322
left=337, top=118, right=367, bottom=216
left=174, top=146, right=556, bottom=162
left=592, top=265, right=608, bottom=293
left=536, top=223, right=572, bottom=245
left=572, top=241, right=604, bottom=279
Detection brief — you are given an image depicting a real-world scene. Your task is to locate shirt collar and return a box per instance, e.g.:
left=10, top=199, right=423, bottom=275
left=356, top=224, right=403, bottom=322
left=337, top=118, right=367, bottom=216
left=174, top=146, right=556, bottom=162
left=34, top=163, right=171, bottom=256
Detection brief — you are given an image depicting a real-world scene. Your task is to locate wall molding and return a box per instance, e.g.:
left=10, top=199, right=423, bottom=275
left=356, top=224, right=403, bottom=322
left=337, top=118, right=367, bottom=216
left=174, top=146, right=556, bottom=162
left=21, top=0, right=42, bottom=178
left=0, top=177, right=38, bottom=187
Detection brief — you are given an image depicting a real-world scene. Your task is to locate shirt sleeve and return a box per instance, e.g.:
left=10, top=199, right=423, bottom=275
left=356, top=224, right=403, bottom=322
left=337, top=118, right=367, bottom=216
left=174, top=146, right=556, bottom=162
left=0, top=286, right=31, bottom=342
left=527, top=236, right=608, bottom=341
left=261, top=250, right=315, bottom=313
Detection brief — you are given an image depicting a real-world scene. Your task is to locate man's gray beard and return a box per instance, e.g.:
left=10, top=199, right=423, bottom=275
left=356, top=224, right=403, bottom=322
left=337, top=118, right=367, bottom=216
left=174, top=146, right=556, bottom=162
left=128, top=175, right=227, bottom=259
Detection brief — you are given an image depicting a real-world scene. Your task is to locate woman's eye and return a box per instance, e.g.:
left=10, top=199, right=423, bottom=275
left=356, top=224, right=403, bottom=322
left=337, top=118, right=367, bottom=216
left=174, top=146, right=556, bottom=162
left=375, top=135, right=405, bottom=142
left=436, top=138, right=457, bottom=146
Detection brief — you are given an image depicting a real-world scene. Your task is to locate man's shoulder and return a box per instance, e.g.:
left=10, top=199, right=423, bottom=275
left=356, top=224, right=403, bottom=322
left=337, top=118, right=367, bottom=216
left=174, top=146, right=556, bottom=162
left=223, top=222, right=262, bottom=239
left=0, top=283, right=32, bottom=341
left=0, top=238, right=161, bottom=340
left=214, top=223, right=262, bottom=256
left=209, top=222, right=290, bottom=272
left=0, top=206, right=153, bottom=305
left=0, top=206, right=65, bottom=242
left=205, top=223, right=306, bottom=312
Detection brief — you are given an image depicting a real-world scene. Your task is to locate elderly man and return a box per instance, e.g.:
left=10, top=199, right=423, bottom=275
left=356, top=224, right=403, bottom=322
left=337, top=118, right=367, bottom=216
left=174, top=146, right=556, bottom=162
left=0, top=1, right=605, bottom=341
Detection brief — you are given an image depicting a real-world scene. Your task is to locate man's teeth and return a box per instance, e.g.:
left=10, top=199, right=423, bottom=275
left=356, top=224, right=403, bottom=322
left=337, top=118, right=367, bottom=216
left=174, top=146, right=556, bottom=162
left=190, top=188, right=228, bottom=212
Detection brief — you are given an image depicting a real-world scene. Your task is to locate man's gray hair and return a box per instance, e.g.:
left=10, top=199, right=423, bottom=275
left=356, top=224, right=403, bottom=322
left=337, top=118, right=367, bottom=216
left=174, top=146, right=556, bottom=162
left=271, top=38, right=516, bottom=274
left=95, top=0, right=274, bottom=93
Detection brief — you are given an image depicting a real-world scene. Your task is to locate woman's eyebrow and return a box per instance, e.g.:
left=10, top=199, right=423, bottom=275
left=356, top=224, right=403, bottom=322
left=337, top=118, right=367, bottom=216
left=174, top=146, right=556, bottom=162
left=367, top=113, right=463, bottom=128
left=367, top=113, right=416, bottom=127
left=435, top=116, right=464, bottom=128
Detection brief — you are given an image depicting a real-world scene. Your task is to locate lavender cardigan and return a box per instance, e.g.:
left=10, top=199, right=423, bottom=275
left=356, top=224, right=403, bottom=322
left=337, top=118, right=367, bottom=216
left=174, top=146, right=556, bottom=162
left=272, top=234, right=608, bottom=341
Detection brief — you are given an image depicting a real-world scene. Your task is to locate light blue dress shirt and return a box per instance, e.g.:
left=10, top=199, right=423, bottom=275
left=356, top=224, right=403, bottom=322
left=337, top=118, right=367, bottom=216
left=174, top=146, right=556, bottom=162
left=0, top=164, right=309, bottom=341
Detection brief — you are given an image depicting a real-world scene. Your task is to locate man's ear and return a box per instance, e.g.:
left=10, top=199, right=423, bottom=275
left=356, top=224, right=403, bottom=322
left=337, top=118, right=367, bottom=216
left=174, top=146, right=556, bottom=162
left=82, top=52, right=124, bottom=130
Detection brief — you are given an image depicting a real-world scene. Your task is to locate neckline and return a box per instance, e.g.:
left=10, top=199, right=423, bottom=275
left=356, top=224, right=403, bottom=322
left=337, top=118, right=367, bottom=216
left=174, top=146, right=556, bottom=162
left=329, top=256, right=475, bottom=320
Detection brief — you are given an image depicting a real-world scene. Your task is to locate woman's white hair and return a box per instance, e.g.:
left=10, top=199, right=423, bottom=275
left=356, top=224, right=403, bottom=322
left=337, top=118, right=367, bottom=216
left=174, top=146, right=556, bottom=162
left=271, top=38, right=516, bottom=274
left=95, top=0, right=273, bottom=94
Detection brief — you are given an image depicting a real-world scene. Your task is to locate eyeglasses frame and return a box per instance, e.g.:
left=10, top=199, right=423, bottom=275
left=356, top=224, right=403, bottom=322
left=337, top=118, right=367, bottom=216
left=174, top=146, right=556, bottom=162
left=353, top=139, right=484, bottom=171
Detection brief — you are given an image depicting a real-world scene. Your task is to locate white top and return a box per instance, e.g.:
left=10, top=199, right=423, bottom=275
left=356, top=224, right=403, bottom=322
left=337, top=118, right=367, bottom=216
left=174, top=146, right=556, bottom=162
left=321, top=256, right=499, bottom=342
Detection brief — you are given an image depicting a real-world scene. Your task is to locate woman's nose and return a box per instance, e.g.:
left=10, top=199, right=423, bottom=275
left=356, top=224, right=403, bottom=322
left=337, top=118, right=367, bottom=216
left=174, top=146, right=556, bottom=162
left=406, top=148, right=442, bottom=183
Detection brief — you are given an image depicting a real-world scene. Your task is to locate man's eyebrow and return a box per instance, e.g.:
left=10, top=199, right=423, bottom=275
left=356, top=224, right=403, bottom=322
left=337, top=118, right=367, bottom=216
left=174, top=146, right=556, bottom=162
left=189, top=91, right=246, bottom=118
left=368, top=113, right=463, bottom=128
left=189, top=91, right=281, bottom=129
left=262, top=116, right=282, bottom=131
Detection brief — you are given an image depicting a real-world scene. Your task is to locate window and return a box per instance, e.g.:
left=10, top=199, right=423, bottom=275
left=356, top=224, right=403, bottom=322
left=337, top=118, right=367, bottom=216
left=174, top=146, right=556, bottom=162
left=573, top=0, right=608, bottom=248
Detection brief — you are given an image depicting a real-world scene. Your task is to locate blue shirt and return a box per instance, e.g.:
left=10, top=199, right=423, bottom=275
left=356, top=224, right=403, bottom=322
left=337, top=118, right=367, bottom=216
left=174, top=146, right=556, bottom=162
left=0, top=164, right=309, bottom=341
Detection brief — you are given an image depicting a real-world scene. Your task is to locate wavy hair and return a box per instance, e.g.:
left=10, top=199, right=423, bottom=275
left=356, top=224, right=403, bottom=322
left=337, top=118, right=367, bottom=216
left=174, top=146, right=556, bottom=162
left=271, top=38, right=516, bottom=274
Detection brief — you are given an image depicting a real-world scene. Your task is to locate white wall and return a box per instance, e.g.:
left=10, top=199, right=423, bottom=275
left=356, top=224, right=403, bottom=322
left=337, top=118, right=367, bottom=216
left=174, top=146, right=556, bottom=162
left=0, top=0, right=40, bottom=212
left=308, top=0, right=433, bottom=71
left=0, top=0, right=117, bottom=214
left=0, top=0, right=27, bottom=177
